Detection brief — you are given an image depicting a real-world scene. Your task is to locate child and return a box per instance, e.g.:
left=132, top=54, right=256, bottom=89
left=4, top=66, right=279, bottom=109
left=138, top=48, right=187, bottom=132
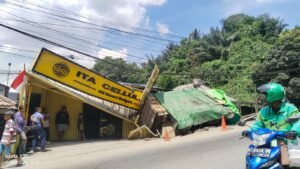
left=77, top=113, right=85, bottom=141
left=0, top=111, right=17, bottom=168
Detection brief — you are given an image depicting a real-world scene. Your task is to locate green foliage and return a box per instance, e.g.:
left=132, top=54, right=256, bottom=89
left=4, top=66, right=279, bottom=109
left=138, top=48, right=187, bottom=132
left=145, top=13, right=288, bottom=101
left=93, top=56, right=146, bottom=83
left=253, top=27, right=300, bottom=105
left=156, top=75, right=177, bottom=91
left=91, top=14, right=298, bottom=104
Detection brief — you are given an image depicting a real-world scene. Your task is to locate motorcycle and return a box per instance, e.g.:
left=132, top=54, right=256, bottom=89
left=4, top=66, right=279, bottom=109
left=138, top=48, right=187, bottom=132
left=238, top=117, right=300, bottom=169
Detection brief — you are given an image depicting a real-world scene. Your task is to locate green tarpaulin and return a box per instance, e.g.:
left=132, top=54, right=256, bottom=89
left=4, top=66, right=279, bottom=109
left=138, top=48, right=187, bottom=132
left=154, top=88, right=240, bottom=129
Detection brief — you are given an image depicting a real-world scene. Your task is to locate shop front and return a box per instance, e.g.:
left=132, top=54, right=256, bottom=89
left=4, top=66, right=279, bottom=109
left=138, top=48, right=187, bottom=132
left=17, top=48, right=154, bottom=141
left=83, top=103, right=122, bottom=139
left=25, top=72, right=136, bottom=141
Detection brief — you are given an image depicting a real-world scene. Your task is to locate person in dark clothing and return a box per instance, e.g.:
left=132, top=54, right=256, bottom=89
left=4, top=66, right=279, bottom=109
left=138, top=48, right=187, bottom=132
left=77, top=113, right=85, bottom=141
left=42, top=108, right=50, bottom=141
left=55, top=106, right=69, bottom=141
left=14, top=106, right=26, bottom=166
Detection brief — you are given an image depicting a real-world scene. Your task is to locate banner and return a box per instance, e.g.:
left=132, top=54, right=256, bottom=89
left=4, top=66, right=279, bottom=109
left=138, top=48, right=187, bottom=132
left=32, top=48, right=142, bottom=110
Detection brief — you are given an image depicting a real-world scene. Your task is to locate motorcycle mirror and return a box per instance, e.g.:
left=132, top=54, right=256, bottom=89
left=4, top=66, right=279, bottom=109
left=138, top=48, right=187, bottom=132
left=286, top=117, right=300, bottom=124
left=237, top=120, right=246, bottom=127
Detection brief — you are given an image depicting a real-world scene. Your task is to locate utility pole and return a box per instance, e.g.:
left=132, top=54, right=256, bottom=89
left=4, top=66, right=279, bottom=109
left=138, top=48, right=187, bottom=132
left=7, top=62, right=11, bottom=86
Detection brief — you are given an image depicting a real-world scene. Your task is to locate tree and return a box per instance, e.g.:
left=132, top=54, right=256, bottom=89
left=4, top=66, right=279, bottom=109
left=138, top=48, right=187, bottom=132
left=93, top=57, right=146, bottom=83
left=221, top=14, right=255, bottom=34
left=189, top=29, right=201, bottom=40
left=148, top=13, right=281, bottom=98
left=92, top=13, right=294, bottom=101
left=252, top=27, right=300, bottom=105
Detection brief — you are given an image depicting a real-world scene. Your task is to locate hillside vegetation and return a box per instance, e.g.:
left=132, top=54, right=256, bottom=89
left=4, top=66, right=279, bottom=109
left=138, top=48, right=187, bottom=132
left=93, top=14, right=300, bottom=105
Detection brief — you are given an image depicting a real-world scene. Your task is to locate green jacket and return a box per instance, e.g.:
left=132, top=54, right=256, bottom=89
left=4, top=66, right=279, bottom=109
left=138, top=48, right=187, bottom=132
left=252, top=102, right=300, bottom=135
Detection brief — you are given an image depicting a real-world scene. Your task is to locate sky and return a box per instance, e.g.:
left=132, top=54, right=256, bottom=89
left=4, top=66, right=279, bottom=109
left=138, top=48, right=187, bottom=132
left=0, top=0, right=299, bottom=85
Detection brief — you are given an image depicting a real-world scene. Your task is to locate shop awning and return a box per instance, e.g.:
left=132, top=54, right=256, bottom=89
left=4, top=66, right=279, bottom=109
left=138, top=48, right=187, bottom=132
left=26, top=72, right=137, bottom=122
left=0, top=94, right=16, bottom=110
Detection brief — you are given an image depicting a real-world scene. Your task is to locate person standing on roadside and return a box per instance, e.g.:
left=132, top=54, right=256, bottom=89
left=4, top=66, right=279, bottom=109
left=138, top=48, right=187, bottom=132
left=42, top=108, right=50, bottom=141
left=55, top=106, right=69, bottom=141
left=0, top=111, right=17, bottom=168
left=30, top=107, right=46, bottom=152
left=77, top=113, right=85, bottom=141
left=14, top=106, right=26, bottom=167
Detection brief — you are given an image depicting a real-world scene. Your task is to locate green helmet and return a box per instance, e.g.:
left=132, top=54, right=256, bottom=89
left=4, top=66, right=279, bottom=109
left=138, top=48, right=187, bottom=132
left=257, top=83, right=285, bottom=103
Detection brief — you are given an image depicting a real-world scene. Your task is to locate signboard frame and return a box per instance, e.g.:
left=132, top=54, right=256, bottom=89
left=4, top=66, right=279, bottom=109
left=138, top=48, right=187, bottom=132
left=140, top=65, right=160, bottom=105
left=32, top=48, right=143, bottom=110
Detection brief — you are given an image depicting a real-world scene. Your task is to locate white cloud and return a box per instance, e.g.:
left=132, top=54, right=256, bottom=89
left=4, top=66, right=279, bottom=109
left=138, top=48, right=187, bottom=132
left=97, top=48, right=128, bottom=59
left=132, top=0, right=166, bottom=6
left=222, top=0, right=287, bottom=16
left=144, top=17, right=151, bottom=28
left=156, top=22, right=170, bottom=35
left=55, top=0, right=82, bottom=6
left=79, top=0, right=167, bottom=29
left=0, top=0, right=167, bottom=85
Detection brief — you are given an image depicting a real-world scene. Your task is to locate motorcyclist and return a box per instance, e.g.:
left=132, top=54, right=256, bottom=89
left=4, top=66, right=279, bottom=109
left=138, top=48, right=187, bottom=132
left=242, top=83, right=300, bottom=166
left=242, top=83, right=300, bottom=137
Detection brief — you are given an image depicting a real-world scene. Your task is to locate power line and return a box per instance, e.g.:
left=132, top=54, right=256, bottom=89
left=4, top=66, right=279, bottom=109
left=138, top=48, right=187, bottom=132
left=1, top=1, right=170, bottom=55
left=36, top=0, right=184, bottom=39
left=0, top=14, right=166, bottom=52
left=0, top=50, right=35, bottom=59
left=1, top=43, right=299, bottom=78
left=0, top=45, right=38, bottom=53
left=4, top=0, right=178, bottom=43
left=0, top=46, right=95, bottom=62
left=13, top=0, right=184, bottom=40
left=0, top=19, right=164, bottom=53
left=0, top=22, right=114, bottom=60
left=0, top=22, right=146, bottom=73
left=1, top=43, right=299, bottom=80
left=0, top=9, right=148, bottom=61
left=0, top=5, right=298, bottom=78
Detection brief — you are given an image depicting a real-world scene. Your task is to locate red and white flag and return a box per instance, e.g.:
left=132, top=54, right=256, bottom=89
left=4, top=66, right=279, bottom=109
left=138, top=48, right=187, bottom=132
left=11, top=70, right=26, bottom=91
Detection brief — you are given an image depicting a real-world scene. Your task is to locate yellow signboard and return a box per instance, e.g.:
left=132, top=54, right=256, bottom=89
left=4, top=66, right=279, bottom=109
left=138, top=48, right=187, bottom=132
left=32, top=48, right=143, bottom=110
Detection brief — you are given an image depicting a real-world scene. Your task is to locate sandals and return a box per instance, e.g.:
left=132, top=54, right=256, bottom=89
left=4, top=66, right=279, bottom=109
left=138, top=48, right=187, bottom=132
left=16, top=160, right=24, bottom=167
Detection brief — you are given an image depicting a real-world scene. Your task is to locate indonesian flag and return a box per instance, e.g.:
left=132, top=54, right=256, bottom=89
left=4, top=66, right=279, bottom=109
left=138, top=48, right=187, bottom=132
left=11, top=70, right=26, bottom=91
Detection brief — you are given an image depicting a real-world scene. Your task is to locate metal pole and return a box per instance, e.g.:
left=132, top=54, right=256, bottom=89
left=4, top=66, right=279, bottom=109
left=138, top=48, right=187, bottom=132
left=7, top=63, right=11, bottom=86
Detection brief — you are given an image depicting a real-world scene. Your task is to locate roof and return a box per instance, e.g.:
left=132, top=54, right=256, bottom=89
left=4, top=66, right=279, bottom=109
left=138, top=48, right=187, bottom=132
left=0, top=83, right=9, bottom=89
left=173, top=83, right=211, bottom=92
left=0, top=95, right=16, bottom=109
left=173, top=83, right=238, bottom=102
left=26, top=72, right=137, bottom=122
left=120, top=82, right=163, bottom=91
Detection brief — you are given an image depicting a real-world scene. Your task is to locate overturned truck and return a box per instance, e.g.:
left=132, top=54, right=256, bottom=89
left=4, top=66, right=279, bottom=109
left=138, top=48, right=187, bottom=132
left=139, top=85, right=241, bottom=136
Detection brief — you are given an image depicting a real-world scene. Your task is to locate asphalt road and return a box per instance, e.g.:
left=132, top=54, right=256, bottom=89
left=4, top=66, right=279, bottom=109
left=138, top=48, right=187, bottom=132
left=88, top=131, right=249, bottom=169
left=10, top=127, right=250, bottom=169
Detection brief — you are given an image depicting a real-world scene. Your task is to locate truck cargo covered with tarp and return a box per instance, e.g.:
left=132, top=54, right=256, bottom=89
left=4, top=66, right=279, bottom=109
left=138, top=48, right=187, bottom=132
left=154, top=88, right=240, bottom=129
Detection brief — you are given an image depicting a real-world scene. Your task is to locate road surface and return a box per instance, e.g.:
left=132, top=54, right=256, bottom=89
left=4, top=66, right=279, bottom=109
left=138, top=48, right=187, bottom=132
left=7, top=126, right=249, bottom=169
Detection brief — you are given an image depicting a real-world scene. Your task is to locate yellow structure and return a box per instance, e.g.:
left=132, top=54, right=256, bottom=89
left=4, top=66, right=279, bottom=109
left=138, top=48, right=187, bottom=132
left=32, top=48, right=143, bottom=110
left=24, top=72, right=137, bottom=141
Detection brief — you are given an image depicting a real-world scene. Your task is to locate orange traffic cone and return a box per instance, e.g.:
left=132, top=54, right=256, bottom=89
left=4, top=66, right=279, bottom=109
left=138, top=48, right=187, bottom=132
left=221, top=115, right=227, bottom=130
left=164, top=129, right=170, bottom=141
